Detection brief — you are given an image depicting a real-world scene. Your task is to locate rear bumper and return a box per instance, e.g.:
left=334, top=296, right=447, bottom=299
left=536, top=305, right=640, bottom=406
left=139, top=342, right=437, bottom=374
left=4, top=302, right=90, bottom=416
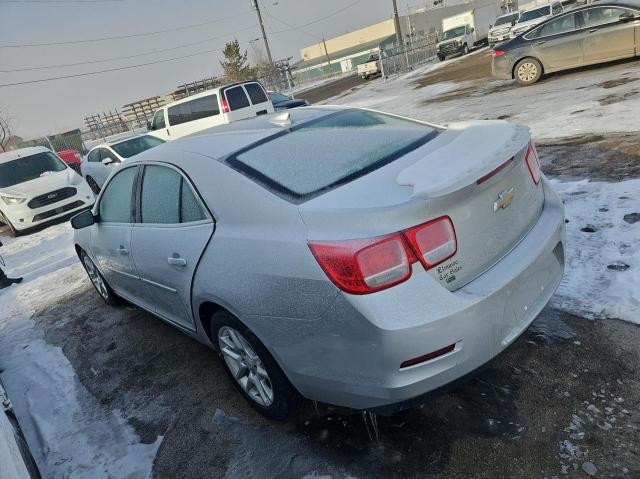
left=492, top=54, right=514, bottom=80
left=272, top=177, right=565, bottom=410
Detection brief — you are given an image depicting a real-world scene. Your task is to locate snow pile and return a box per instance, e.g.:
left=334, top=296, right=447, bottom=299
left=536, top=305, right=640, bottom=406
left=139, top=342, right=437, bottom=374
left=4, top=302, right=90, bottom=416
left=397, top=120, right=530, bottom=197
left=0, top=224, right=161, bottom=478
left=551, top=179, right=640, bottom=324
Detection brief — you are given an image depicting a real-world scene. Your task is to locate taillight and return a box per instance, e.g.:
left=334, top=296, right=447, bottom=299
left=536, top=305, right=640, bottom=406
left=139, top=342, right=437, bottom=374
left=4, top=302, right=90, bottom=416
left=492, top=49, right=506, bottom=57
left=75, top=153, right=81, bottom=161
left=525, top=141, right=541, bottom=185
left=403, top=216, right=457, bottom=269
left=221, top=98, right=230, bottom=113
left=308, top=216, right=457, bottom=294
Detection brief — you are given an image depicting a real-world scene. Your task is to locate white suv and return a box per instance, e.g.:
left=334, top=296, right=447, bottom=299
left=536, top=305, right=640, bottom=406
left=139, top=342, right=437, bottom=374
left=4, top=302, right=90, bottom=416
left=147, top=81, right=275, bottom=141
left=0, top=147, right=94, bottom=235
left=510, top=1, right=564, bottom=38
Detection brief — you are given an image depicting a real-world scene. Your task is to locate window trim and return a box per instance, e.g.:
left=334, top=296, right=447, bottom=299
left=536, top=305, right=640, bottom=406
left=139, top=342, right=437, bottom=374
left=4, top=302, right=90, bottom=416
left=167, top=93, right=221, bottom=127
left=524, top=11, right=579, bottom=40
left=578, top=5, right=640, bottom=29
left=134, top=162, right=213, bottom=228
left=95, top=164, right=140, bottom=225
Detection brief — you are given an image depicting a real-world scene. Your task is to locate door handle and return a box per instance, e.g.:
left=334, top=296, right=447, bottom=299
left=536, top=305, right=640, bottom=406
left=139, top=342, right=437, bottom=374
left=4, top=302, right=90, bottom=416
left=168, top=256, right=187, bottom=267
left=116, top=246, right=129, bottom=255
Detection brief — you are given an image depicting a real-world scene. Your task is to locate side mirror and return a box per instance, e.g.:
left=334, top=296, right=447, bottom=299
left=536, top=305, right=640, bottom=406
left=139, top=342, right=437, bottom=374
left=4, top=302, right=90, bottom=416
left=147, top=120, right=153, bottom=131
left=102, top=158, right=114, bottom=166
left=470, top=27, right=475, bottom=33
left=71, top=209, right=96, bottom=229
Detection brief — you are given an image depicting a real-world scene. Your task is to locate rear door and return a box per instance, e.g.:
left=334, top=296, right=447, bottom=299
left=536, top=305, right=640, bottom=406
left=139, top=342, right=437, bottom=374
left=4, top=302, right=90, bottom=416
left=91, top=166, right=141, bottom=300
left=130, top=163, right=214, bottom=331
left=223, top=83, right=272, bottom=123
left=580, top=6, right=638, bottom=63
left=527, top=13, right=584, bottom=71
left=243, top=82, right=275, bottom=114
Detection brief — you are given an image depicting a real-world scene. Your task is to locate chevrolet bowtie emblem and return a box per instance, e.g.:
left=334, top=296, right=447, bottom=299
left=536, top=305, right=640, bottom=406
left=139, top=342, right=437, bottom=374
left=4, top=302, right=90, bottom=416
left=494, top=187, right=515, bottom=212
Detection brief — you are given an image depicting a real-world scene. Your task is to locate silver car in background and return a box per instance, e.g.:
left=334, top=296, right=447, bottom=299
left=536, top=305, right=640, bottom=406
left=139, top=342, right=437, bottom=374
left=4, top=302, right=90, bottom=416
left=82, top=135, right=165, bottom=193
left=71, top=106, right=565, bottom=419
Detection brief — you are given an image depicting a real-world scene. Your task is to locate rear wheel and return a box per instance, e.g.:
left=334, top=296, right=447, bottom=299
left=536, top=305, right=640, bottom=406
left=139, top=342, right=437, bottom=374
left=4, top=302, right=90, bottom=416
left=80, top=250, right=119, bottom=305
left=514, top=57, right=543, bottom=85
left=438, top=55, right=445, bottom=62
left=86, top=176, right=101, bottom=195
left=211, top=310, right=299, bottom=419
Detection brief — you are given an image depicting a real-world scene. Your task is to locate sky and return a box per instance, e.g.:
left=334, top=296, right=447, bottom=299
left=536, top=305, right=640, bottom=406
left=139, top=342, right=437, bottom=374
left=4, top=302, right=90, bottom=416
left=0, top=0, right=411, bottom=139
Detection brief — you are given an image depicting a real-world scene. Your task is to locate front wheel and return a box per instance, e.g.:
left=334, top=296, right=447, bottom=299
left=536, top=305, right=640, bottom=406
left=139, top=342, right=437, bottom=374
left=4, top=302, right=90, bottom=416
left=514, top=57, right=543, bottom=85
left=211, top=310, right=299, bottom=419
left=462, top=44, right=469, bottom=55
left=80, top=250, right=119, bottom=305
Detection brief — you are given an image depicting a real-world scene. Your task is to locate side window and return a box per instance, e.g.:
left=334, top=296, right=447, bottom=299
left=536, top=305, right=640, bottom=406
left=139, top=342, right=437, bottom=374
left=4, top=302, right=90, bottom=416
left=190, top=95, right=220, bottom=120
left=88, top=150, right=100, bottom=162
left=535, top=14, right=576, bottom=37
left=582, top=7, right=630, bottom=27
left=140, top=165, right=206, bottom=224
left=168, top=103, right=191, bottom=126
left=99, top=167, right=137, bottom=223
left=151, top=110, right=166, bottom=130
left=225, top=86, right=250, bottom=111
left=100, top=149, right=119, bottom=163
left=244, top=83, right=268, bottom=105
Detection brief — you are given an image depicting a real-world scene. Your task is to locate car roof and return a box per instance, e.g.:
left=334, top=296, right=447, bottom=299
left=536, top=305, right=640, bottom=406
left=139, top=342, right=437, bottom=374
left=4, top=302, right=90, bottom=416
left=88, top=134, right=149, bottom=152
left=0, top=146, right=50, bottom=164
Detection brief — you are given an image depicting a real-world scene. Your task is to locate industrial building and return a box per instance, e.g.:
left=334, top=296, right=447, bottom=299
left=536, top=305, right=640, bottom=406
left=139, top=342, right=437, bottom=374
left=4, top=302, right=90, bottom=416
left=291, top=0, right=504, bottom=81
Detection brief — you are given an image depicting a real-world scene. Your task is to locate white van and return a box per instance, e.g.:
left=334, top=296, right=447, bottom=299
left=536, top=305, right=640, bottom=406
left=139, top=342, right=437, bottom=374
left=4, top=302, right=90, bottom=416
left=147, top=81, right=275, bottom=141
left=0, top=147, right=94, bottom=235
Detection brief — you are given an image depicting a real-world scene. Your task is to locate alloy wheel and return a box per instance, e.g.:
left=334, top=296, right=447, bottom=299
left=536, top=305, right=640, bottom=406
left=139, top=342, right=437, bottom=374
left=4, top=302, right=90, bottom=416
left=218, top=326, right=274, bottom=407
left=83, top=254, right=109, bottom=300
left=517, top=62, right=538, bottom=83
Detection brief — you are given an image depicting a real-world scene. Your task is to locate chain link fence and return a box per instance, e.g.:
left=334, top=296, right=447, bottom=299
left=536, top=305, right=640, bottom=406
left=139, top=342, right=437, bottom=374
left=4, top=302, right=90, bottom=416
left=381, top=33, right=439, bottom=80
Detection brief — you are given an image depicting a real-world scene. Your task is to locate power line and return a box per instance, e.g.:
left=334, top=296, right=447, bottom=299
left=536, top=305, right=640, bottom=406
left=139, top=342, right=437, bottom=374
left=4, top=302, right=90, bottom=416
left=0, top=46, right=229, bottom=88
left=268, top=0, right=365, bottom=35
left=0, top=12, right=248, bottom=48
left=0, top=25, right=257, bottom=72
left=262, top=4, right=320, bottom=40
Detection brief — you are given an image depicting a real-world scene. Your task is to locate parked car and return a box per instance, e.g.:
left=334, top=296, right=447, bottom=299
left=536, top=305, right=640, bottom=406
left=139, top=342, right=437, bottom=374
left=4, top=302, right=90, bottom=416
left=488, top=11, right=521, bottom=47
left=72, top=106, right=565, bottom=419
left=268, top=91, right=309, bottom=110
left=357, top=53, right=382, bottom=79
left=509, top=1, right=564, bottom=38
left=493, top=0, right=640, bottom=85
left=147, top=81, right=274, bottom=142
left=82, top=135, right=165, bottom=193
left=0, top=147, right=94, bottom=236
left=56, top=149, right=83, bottom=173
left=437, top=4, right=501, bottom=60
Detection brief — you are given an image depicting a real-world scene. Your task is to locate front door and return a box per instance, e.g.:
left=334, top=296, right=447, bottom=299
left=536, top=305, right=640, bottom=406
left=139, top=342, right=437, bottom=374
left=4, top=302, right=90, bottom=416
left=131, top=164, right=214, bottom=331
left=529, top=13, right=584, bottom=72
left=581, top=7, right=638, bottom=63
left=90, top=166, right=141, bottom=300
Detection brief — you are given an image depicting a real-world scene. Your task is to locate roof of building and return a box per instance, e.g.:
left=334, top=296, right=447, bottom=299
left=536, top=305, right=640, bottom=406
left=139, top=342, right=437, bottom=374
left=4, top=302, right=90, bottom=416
left=292, top=35, right=395, bottom=71
left=0, top=146, right=50, bottom=164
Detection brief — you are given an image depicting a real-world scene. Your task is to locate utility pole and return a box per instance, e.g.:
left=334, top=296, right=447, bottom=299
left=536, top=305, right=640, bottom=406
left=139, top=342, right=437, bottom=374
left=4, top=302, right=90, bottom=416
left=322, top=38, right=333, bottom=77
left=252, top=0, right=274, bottom=67
left=392, top=0, right=403, bottom=53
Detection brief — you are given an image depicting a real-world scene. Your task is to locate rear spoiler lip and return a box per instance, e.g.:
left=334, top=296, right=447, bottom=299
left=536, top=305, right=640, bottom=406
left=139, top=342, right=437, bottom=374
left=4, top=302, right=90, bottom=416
left=396, top=120, right=532, bottom=199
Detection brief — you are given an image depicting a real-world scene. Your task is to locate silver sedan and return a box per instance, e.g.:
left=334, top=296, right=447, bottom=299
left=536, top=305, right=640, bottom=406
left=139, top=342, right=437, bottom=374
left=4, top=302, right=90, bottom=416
left=71, top=106, right=566, bottom=419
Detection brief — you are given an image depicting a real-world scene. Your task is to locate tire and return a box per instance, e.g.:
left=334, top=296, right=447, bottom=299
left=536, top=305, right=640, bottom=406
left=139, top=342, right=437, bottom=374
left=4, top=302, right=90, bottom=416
left=514, top=57, right=543, bottom=85
left=463, top=44, right=469, bottom=55
left=211, top=310, right=299, bottom=420
left=80, top=250, right=119, bottom=305
left=438, top=55, right=445, bottom=62
left=86, top=176, right=101, bottom=195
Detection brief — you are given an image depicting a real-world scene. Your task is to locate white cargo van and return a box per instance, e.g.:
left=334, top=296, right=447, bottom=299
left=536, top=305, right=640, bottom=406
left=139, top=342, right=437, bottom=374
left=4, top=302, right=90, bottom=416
left=148, top=81, right=275, bottom=141
left=437, top=4, right=501, bottom=60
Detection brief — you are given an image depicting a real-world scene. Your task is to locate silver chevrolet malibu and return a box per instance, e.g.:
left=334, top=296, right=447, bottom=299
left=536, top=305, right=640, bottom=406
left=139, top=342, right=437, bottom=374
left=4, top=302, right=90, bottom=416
left=71, top=106, right=566, bottom=419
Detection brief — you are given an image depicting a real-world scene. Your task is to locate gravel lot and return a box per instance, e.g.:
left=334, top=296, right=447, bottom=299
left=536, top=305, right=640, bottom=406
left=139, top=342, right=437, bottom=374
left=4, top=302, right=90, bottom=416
left=2, top=52, right=639, bottom=479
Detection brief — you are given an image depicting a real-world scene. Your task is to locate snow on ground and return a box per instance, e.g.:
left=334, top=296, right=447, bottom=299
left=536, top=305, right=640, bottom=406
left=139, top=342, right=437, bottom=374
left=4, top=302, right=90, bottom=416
left=322, top=51, right=640, bottom=141
left=0, top=224, right=161, bottom=478
left=551, top=179, right=640, bottom=324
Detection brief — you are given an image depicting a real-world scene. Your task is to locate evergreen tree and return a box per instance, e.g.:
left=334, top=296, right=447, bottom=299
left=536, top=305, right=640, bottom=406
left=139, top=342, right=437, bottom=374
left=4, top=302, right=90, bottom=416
left=220, top=40, right=255, bottom=82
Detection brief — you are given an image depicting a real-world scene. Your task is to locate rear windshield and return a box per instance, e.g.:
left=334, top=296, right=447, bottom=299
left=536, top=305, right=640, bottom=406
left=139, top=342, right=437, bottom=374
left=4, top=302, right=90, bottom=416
left=0, top=151, right=67, bottom=188
left=519, top=6, right=550, bottom=22
left=227, top=109, right=439, bottom=202
left=112, top=135, right=165, bottom=159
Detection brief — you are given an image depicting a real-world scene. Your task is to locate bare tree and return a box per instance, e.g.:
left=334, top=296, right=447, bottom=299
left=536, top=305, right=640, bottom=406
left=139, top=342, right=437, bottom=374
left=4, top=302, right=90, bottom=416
left=0, top=109, right=12, bottom=152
